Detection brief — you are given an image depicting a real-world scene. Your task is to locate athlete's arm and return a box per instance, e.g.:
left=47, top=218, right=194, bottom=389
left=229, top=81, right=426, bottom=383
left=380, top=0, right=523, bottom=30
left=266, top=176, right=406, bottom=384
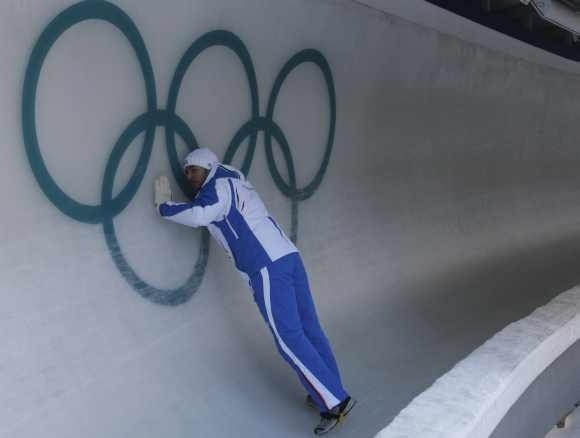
left=159, top=180, right=229, bottom=227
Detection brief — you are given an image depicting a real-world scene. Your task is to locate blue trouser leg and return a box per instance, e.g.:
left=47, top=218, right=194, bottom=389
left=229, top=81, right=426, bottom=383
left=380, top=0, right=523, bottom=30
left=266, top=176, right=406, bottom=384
left=250, top=253, right=348, bottom=411
left=292, top=255, right=342, bottom=381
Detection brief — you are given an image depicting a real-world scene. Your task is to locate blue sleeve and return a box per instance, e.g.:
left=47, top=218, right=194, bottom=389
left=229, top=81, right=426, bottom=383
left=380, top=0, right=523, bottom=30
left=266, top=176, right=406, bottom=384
left=159, top=180, right=229, bottom=227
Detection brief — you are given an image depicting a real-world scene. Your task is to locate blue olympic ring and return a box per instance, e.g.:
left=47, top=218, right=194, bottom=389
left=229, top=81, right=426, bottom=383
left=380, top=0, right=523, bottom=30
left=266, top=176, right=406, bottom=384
left=22, top=0, right=336, bottom=306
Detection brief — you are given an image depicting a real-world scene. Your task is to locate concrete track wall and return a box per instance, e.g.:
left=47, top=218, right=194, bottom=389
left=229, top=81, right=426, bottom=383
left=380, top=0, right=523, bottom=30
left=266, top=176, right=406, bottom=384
left=4, top=1, right=580, bottom=437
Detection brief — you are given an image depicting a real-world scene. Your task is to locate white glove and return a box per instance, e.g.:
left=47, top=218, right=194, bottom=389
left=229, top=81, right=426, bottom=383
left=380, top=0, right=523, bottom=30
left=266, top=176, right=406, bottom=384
left=154, top=175, right=172, bottom=212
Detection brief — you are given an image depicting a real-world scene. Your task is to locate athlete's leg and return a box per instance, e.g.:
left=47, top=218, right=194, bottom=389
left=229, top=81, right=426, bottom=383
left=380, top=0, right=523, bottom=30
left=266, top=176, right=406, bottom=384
left=292, top=254, right=342, bottom=381
left=250, top=256, right=348, bottom=411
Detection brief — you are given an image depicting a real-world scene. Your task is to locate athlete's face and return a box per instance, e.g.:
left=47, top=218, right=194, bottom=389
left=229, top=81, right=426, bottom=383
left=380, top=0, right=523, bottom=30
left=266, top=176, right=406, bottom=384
left=184, top=165, right=209, bottom=193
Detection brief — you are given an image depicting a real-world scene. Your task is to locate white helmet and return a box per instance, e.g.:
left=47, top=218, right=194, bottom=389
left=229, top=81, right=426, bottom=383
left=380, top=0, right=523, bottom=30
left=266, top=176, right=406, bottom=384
left=183, top=148, right=218, bottom=170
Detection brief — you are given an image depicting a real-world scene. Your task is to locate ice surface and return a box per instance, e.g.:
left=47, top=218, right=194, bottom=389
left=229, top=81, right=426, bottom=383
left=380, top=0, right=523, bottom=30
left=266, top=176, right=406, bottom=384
left=376, top=286, right=580, bottom=438
left=6, top=1, right=580, bottom=437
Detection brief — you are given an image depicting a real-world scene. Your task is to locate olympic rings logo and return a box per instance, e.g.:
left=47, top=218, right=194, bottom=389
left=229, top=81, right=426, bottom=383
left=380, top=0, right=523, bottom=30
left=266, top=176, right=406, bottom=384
left=22, top=1, right=336, bottom=306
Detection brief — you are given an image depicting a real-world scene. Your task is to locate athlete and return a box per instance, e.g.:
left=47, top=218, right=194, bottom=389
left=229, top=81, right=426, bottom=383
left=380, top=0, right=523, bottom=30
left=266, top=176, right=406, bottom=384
left=154, top=148, right=355, bottom=435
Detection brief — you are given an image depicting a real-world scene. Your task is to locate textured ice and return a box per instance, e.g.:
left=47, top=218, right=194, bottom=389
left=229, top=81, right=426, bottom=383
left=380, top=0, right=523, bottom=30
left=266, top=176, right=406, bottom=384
left=376, top=285, right=580, bottom=438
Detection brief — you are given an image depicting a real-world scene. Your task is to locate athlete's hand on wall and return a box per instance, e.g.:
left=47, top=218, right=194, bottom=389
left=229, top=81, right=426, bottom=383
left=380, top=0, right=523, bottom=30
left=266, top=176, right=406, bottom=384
left=154, top=175, right=172, bottom=212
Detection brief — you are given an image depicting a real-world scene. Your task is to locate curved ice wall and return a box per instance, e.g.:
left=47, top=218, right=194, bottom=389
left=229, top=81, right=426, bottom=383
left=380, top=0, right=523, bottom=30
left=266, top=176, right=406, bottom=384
left=4, top=0, right=580, bottom=437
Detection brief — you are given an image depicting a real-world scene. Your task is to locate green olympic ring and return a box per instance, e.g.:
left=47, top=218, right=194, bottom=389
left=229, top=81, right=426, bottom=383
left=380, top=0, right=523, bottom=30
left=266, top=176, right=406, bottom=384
left=22, top=0, right=336, bottom=306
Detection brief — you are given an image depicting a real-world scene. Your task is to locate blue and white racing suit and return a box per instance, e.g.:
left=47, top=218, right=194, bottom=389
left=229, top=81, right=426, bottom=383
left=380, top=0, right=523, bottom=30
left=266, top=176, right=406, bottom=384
left=159, top=163, right=349, bottom=411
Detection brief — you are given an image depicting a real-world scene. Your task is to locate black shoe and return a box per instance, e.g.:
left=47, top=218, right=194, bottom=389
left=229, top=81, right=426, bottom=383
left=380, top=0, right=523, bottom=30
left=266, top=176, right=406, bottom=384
left=313, top=397, right=356, bottom=435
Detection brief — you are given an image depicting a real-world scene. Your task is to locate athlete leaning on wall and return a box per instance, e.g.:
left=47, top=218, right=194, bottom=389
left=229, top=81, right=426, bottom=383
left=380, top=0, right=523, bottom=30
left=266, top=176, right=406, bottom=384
left=154, top=148, right=355, bottom=435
